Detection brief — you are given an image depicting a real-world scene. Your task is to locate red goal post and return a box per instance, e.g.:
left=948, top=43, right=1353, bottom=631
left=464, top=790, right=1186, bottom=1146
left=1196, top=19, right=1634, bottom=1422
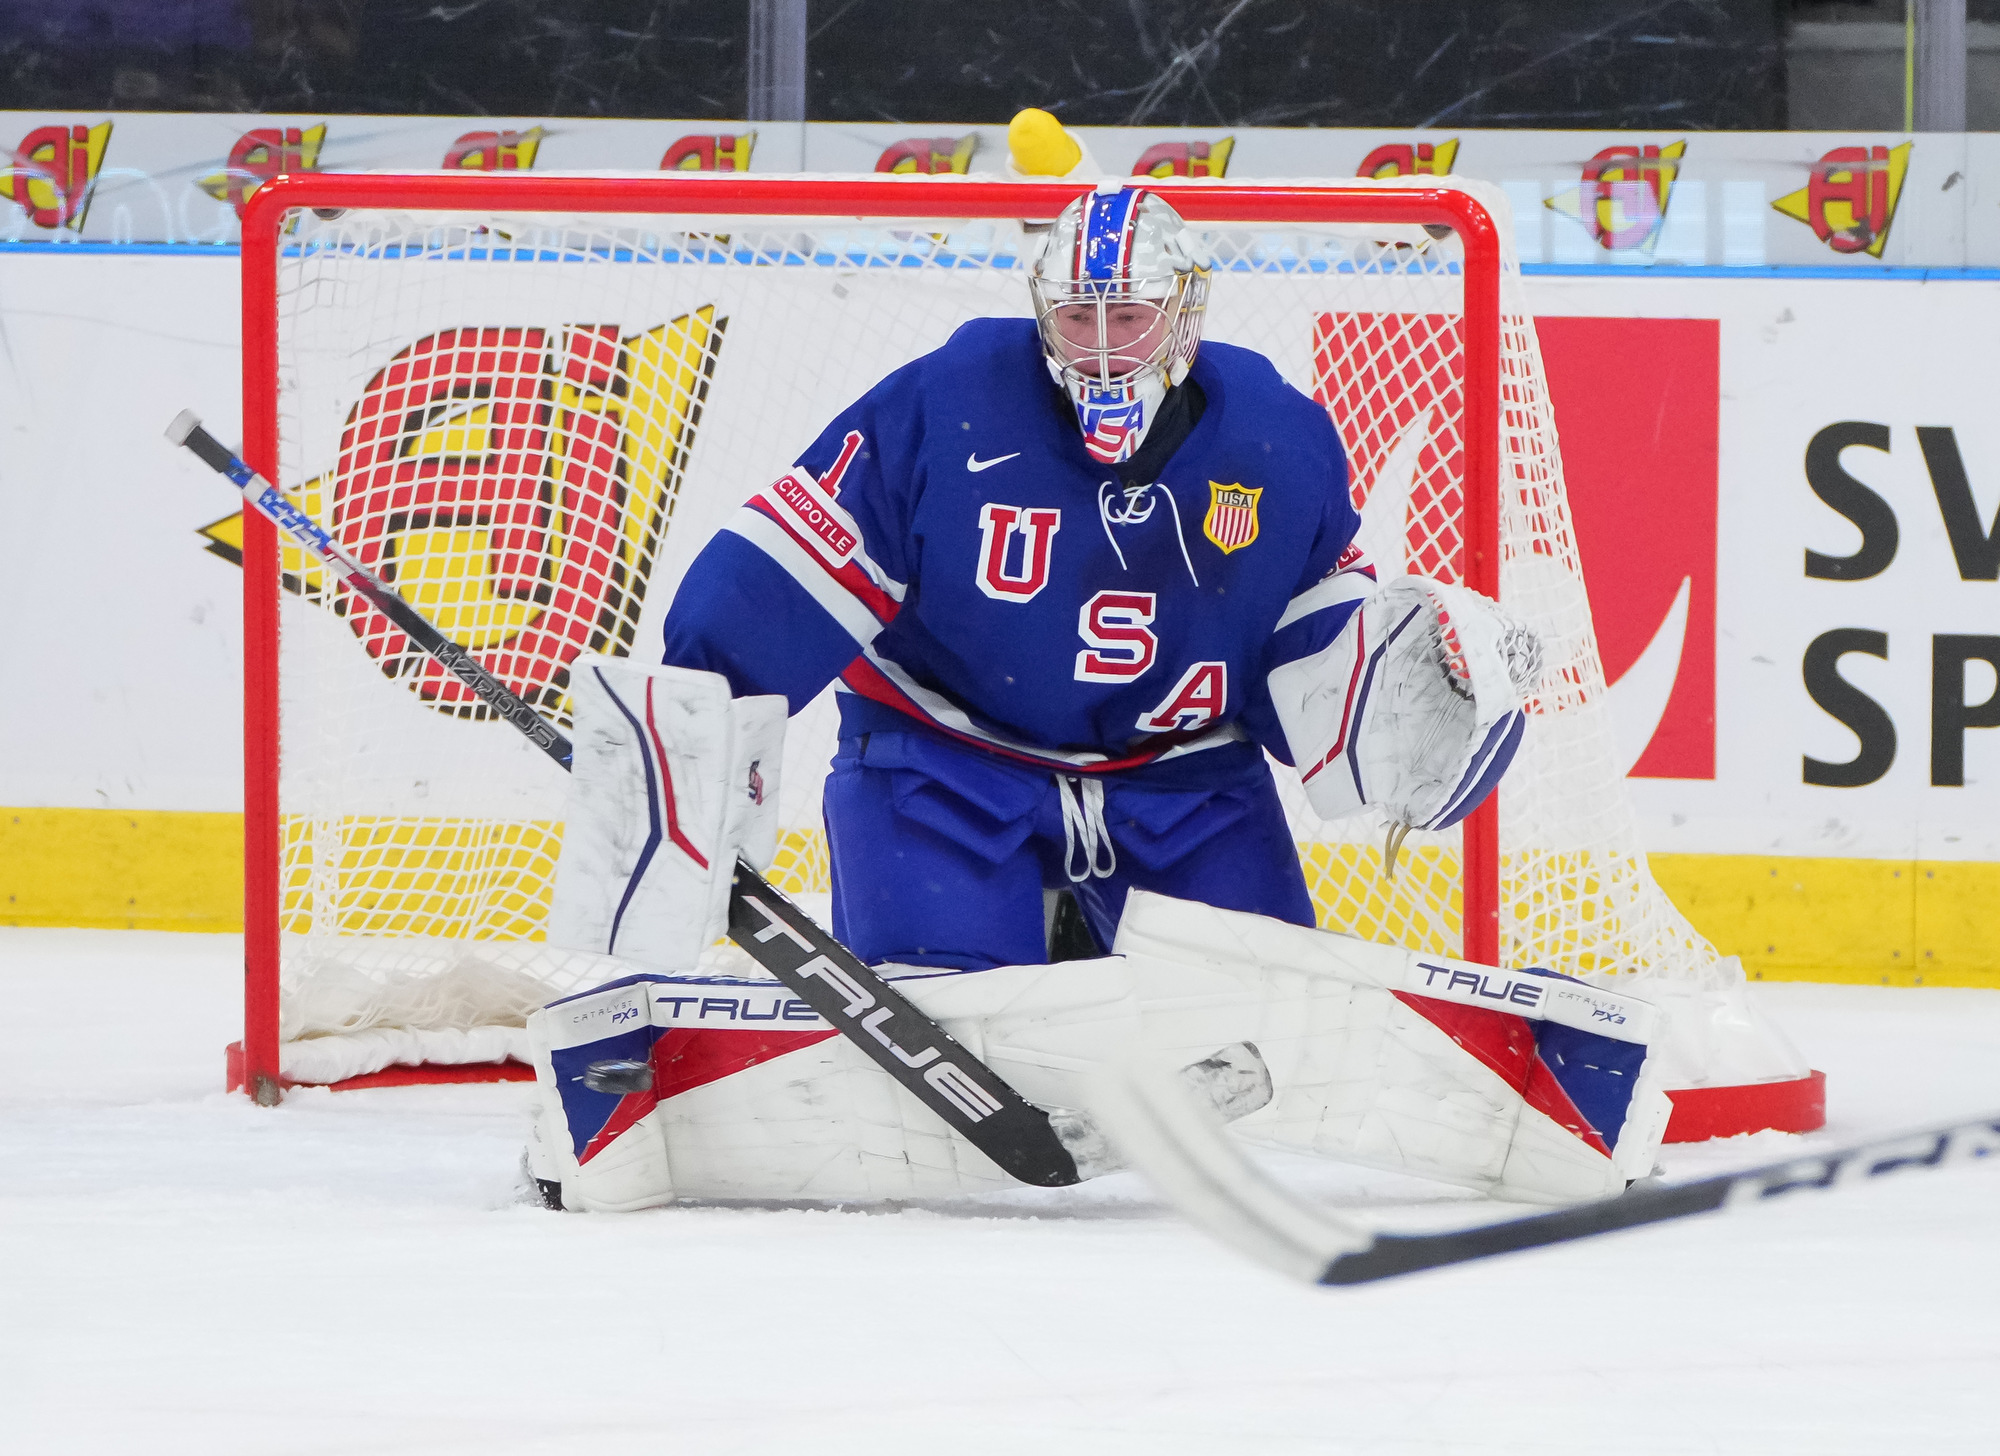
left=234, top=174, right=1505, bottom=1101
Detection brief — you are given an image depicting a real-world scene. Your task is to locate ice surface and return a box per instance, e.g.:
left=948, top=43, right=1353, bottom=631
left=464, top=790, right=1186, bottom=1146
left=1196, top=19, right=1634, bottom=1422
left=5, top=926, right=1999, bottom=1455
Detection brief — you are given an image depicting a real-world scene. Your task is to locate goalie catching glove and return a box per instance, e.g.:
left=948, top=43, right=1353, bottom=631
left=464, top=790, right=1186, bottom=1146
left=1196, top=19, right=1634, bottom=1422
left=1272, top=576, right=1542, bottom=865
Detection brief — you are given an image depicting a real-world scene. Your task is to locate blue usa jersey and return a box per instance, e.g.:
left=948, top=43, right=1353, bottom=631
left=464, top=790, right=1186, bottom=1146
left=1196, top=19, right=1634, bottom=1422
left=662, top=319, right=1371, bottom=781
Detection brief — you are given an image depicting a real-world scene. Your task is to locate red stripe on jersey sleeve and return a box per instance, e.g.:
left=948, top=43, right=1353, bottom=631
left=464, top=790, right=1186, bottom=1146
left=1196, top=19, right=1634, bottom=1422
left=745, top=496, right=902, bottom=627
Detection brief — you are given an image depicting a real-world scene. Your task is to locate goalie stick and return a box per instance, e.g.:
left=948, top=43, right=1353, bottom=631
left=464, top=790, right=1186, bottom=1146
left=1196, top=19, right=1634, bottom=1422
left=1091, top=1058, right=2000, bottom=1286
left=166, top=409, right=1082, bottom=1188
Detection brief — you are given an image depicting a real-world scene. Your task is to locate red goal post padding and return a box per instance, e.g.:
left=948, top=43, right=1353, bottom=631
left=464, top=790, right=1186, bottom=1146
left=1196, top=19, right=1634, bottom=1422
left=234, top=174, right=1509, bottom=1105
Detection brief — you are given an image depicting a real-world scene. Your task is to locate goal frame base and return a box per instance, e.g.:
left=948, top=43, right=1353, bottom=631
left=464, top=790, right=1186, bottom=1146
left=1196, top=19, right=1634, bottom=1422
left=218, top=1039, right=1827, bottom=1145
left=223, top=1042, right=535, bottom=1096
left=1661, top=1069, right=1827, bottom=1143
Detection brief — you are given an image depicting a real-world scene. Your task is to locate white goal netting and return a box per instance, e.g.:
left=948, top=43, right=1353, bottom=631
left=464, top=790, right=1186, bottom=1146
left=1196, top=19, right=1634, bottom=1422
left=259, top=177, right=1721, bottom=1083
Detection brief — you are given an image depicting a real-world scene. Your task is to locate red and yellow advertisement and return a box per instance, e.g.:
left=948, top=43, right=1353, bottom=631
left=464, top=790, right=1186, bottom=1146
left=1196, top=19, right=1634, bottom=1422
left=1, top=119, right=112, bottom=230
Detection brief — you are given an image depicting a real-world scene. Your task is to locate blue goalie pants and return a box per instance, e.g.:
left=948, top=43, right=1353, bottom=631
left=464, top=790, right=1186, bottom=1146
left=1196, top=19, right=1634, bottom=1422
left=824, top=729, right=1316, bottom=970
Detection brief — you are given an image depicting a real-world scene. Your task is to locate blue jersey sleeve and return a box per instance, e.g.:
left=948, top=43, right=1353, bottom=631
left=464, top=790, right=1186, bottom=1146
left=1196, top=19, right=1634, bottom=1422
left=1239, top=443, right=1373, bottom=766
left=660, top=365, right=924, bottom=714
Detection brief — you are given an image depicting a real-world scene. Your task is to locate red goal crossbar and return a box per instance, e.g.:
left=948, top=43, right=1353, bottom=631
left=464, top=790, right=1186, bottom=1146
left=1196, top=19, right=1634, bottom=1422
left=234, top=173, right=1504, bottom=1102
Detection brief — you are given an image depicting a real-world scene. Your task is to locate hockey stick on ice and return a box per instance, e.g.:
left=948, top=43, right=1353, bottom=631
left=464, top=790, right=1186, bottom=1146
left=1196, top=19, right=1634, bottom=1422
left=167, top=410, right=1082, bottom=1187
left=1090, top=1058, right=2000, bottom=1286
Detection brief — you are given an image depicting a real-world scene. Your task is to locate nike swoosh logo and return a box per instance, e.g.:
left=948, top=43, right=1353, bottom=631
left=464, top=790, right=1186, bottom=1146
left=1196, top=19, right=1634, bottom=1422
left=966, top=451, right=1020, bottom=473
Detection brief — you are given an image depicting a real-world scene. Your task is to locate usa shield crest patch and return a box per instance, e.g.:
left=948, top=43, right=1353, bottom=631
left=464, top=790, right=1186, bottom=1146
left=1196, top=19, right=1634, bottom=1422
left=1203, top=481, right=1262, bottom=553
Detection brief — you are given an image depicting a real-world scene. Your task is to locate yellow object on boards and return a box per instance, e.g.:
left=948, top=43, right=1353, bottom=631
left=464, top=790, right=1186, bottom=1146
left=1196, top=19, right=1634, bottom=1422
left=1007, top=108, right=1082, bottom=177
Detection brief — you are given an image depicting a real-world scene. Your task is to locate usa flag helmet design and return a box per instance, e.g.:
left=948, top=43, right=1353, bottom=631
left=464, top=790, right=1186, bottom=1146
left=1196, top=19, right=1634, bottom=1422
left=1030, top=186, right=1210, bottom=464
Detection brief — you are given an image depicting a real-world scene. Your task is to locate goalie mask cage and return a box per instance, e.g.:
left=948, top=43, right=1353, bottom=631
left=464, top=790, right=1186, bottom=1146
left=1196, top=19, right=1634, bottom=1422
left=235, top=172, right=1819, bottom=1136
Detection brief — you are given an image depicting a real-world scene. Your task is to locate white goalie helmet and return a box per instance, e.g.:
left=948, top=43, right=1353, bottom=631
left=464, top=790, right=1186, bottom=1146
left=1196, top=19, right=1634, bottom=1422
left=1030, top=186, right=1211, bottom=464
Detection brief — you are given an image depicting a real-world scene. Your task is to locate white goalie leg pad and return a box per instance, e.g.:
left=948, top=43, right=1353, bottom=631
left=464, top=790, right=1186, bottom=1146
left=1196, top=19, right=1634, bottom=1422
left=894, top=957, right=1142, bottom=1112
left=525, top=922, right=1668, bottom=1209
left=526, top=977, right=677, bottom=1213
left=911, top=961, right=1284, bottom=1175
left=1272, top=576, right=1541, bottom=830
left=525, top=958, right=1150, bottom=1203
left=1111, top=890, right=1673, bottom=1203
left=897, top=959, right=1287, bottom=1179
left=547, top=655, right=785, bottom=972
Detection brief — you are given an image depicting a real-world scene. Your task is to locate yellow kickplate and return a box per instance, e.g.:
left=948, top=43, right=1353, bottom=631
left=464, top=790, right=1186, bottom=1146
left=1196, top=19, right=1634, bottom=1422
left=1, top=807, right=243, bottom=931
left=1650, top=852, right=2000, bottom=989
left=5, top=805, right=1996, bottom=989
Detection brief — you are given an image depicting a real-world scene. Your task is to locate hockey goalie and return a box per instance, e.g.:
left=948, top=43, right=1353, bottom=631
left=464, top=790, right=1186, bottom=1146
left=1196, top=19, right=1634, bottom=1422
left=523, top=184, right=1673, bottom=1211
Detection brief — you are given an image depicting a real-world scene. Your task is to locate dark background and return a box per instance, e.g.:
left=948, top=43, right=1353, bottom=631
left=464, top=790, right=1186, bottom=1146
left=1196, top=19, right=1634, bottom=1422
left=0, top=0, right=1986, bottom=128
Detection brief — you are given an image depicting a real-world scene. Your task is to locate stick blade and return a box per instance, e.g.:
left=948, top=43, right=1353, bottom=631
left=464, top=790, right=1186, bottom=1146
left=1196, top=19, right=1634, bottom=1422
left=1088, top=1057, right=1372, bottom=1284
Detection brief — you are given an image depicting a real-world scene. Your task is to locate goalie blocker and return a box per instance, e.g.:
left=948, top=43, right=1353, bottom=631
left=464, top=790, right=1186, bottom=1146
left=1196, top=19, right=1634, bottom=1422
left=525, top=890, right=1667, bottom=1209
left=548, top=656, right=786, bottom=970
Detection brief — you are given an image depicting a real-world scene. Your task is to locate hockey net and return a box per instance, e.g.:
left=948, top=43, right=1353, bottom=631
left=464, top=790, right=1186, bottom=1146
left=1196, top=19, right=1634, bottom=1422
left=240, top=174, right=1736, bottom=1097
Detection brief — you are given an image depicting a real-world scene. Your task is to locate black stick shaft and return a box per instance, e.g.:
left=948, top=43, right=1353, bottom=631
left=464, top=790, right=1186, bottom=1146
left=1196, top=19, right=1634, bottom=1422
left=1322, top=1114, right=2000, bottom=1285
left=730, top=873, right=1080, bottom=1186
left=174, top=414, right=572, bottom=770
left=344, top=574, right=572, bottom=768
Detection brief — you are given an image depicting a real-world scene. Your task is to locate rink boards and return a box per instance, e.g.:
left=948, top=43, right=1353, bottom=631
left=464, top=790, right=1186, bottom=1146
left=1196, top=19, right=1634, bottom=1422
left=1, top=249, right=1997, bottom=985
